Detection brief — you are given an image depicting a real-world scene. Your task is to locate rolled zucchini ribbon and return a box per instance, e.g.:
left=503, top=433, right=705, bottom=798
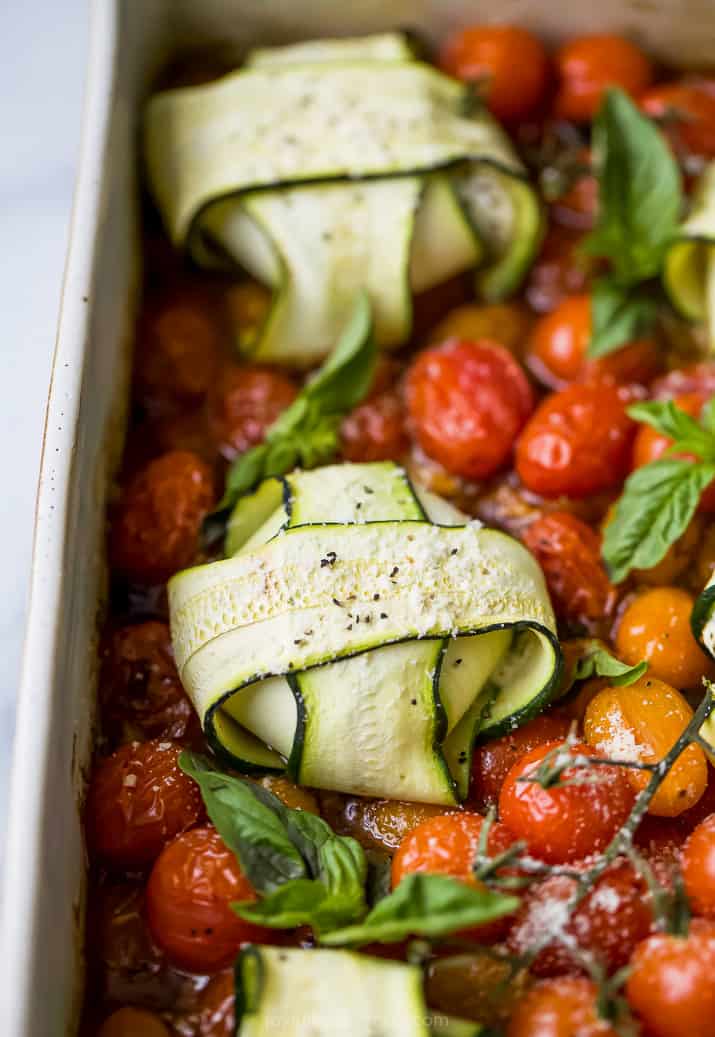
left=144, top=34, right=542, bottom=367
left=169, top=462, right=560, bottom=805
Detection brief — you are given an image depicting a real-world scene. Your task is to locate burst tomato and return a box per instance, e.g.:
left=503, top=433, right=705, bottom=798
left=554, top=34, right=653, bottom=122
left=207, top=364, right=298, bottom=460
left=320, top=794, right=454, bottom=854
left=340, top=390, right=408, bottom=463
left=195, top=969, right=236, bottom=1037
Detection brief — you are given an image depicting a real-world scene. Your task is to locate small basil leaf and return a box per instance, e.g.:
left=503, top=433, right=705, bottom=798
left=627, top=400, right=713, bottom=456
left=304, top=291, right=376, bottom=413
left=573, top=642, right=647, bottom=686
left=602, top=458, right=715, bottom=582
left=588, top=279, right=657, bottom=358
left=320, top=873, right=518, bottom=947
left=701, top=396, right=715, bottom=438
left=584, top=88, right=682, bottom=282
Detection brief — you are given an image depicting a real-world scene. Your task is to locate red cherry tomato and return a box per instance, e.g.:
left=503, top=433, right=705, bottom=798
left=110, top=450, right=214, bottom=584
left=439, top=25, right=549, bottom=124
left=391, top=812, right=517, bottom=941
left=86, top=740, right=205, bottom=869
left=146, top=826, right=268, bottom=973
left=682, top=814, right=715, bottom=919
left=523, top=512, right=616, bottom=627
left=554, top=34, right=653, bottom=123
left=406, top=339, right=534, bottom=480
left=207, top=364, right=298, bottom=460
left=515, top=383, right=637, bottom=498
left=625, top=920, right=715, bottom=1037
left=499, top=740, right=637, bottom=863
left=508, top=977, right=620, bottom=1037
left=652, top=362, right=715, bottom=400
left=100, top=621, right=201, bottom=747
left=632, top=392, right=715, bottom=512
left=526, top=228, right=594, bottom=315
left=525, top=295, right=660, bottom=390
left=641, top=83, right=715, bottom=160
left=470, top=713, right=573, bottom=810
left=196, top=969, right=236, bottom=1037
left=340, top=390, right=408, bottom=463
left=507, top=861, right=652, bottom=976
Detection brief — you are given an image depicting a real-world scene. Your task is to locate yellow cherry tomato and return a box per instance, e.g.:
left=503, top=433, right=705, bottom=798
left=615, top=587, right=711, bottom=689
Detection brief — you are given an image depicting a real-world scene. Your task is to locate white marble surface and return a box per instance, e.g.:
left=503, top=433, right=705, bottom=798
left=0, top=0, right=88, bottom=866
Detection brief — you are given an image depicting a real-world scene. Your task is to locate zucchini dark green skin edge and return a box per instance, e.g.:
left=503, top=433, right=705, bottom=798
left=691, top=582, right=715, bottom=659
left=234, top=946, right=265, bottom=1034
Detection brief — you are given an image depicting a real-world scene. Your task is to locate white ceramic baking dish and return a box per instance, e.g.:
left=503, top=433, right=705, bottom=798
left=3, top=1, right=715, bottom=1034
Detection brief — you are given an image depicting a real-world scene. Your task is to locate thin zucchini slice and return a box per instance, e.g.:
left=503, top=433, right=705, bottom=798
left=246, top=32, right=416, bottom=67
left=663, top=161, right=715, bottom=348
left=170, top=463, right=560, bottom=804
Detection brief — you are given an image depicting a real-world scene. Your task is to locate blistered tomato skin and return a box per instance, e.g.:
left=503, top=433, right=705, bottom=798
left=583, top=677, right=707, bottom=817
left=98, top=1007, right=171, bottom=1037
left=470, top=713, right=572, bottom=809
left=86, top=740, right=205, bottom=869
left=439, top=25, right=549, bottom=124
left=207, top=364, right=298, bottom=460
left=499, top=740, right=637, bottom=864
left=196, top=969, right=236, bottom=1037
left=507, top=977, right=620, bottom=1037
left=515, top=383, right=636, bottom=498
left=110, top=450, right=214, bottom=585
left=146, top=826, right=268, bottom=973
left=100, top=621, right=200, bottom=747
left=615, top=587, right=711, bottom=689
left=554, top=34, right=653, bottom=122
left=340, top=391, right=408, bottom=463
left=641, top=83, right=715, bottom=160
left=406, top=339, right=534, bottom=480
left=625, top=921, right=715, bottom=1037
left=682, top=815, right=715, bottom=918
left=507, top=861, right=652, bottom=977
left=523, top=512, right=616, bottom=627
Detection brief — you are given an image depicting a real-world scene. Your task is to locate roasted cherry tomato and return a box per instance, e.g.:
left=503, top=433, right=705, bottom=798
left=146, top=826, right=268, bottom=973
left=630, top=514, right=702, bottom=587
left=98, top=1007, right=171, bottom=1037
left=254, top=776, right=319, bottom=814
left=320, top=794, right=453, bottom=854
left=426, top=303, right=534, bottom=357
left=100, top=621, right=200, bottom=747
left=439, top=25, right=549, bottom=123
left=526, top=227, right=594, bottom=315
left=625, top=920, right=715, bottom=1037
left=207, top=364, right=298, bottom=460
left=515, top=383, right=636, bottom=498
left=86, top=740, right=205, bottom=869
left=110, top=450, right=214, bottom=584
left=406, top=339, right=534, bottom=480
left=554, top=34, right=653, bottom=122
left=525, top=294, right=660, bottom=390
left=499, top=740, right=637, bottom=863
left=632, top=392, right=715, bottom=512
left=641, top=83, right=715, bottom=160
left=553, top=150, right=599, bottom=231
left=615, top=587, right=711, bottom=688
left=392, top=813, right=517, bottom=941
left=523, top=512, right=616, bottom=627
left=470, top=712, right=572, bottom=809
left=652, top=361, right=715, bottom=400
left=507, top=860, right=652, bottom=976
left=195, top=969, right=236, bottom=1037
left=508, top=977, right=620, bottom=1037
left=583, top=676, right=708, bottom=817
left=340, top=390, right=408, bottom=463
left=426, top=949, right=530, bottom=1029
left=682, top=814, right=715, bottom=918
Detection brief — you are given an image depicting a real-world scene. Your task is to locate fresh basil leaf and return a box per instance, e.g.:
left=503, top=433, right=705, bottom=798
left=303, top=291, right=377, bottom=413
left=584, top=88, right=682, bottom=282
left=588, top=279, right=657, bottom=358
left=602, top=458, right=715, bottom=582
left=573, top=642, right=647, bottom=686
left=628, top=400, right=715, bottom=462
left=320, top=873, right=518, bottom=947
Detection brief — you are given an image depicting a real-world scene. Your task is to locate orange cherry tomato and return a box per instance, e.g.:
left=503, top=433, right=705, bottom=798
left=641, top=83, right=715, bottom=160
left=682, top=814, right=715, bottom=918
left=526, top=227, right=594, bottom=315
left=254, top=776, right=320, bottom=814
left=625, top=920, right=715, bottom=1037
left=632, top=392, right=715, bottom=512
left=583, top=676, right=708, bottom=817
left=615, top=587, right=711, bottom=688
left=98, top=1007, right=171, bottom=1037
left=507, top=860, right=652, bottom=976
left=554, top=34, right=653, bottom=123
left=86, top=739, right=205, bottom=869
left=525, top=294, right=660, bottom=390
left=406, top=339, right=534, bottom=481
left=207, top=364, right=298, bottom=461
left=439, top=25, right=549, bottom=124
left=340, top=390, right=408, bottom=463
left=320, top=794, right=453, bottom=854
left=146, top=826, right=268, bottom=973
left=470, top=712, right=572, bottom=809
left=499, top=740, right=637, bottom=863
left=195, top=968, right=236, bottom=1037
left=426, top=303, right=534, bottom=357
left=110, top=450, right=214, bottom=585
left=508, top=977, right=620, bottom=1037
left=515, top=383, right=637, bottom=498
left=522, top=512, right=616, bottom=627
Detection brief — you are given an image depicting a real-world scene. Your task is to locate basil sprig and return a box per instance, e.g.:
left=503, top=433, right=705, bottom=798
left=603, top=398, right=715, bottom=581
left=558, top=639, right=648, bottom=698
left=203, top=292, right=377, bottom=546
left=583, top=89, right=683, bottom=358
